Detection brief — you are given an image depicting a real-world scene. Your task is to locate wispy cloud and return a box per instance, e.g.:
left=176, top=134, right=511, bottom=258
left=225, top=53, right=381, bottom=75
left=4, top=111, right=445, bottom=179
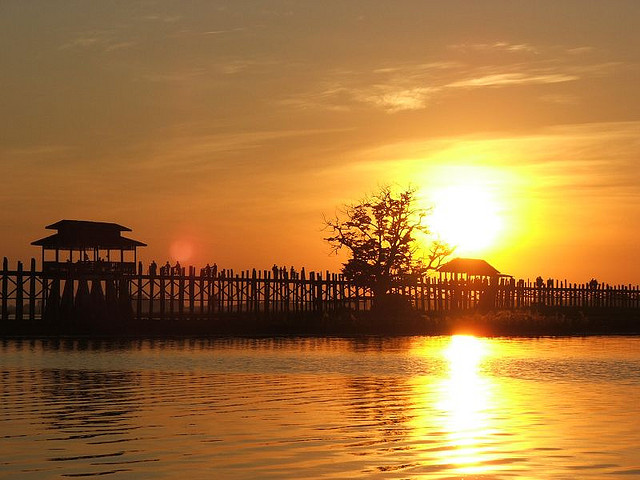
left=214, top=58, right=280, bottom=75
left=565, top=46, right=596, bottom=55
left=538, top=93, right=580, bottom=105
left=277, top=40, right=623, bottom=114
left=138, top=57, right=280, bottom=84
left=278, top=84, right=354, bottom=112
left=448, top=72, right=578, bottom=88
left=279, top=62, right=455, bottom=113
left=59, top=30, right=136, bottom=53
left=355, top=86, right=438, bottom=112
left=199, top=27, right=247, bottom=36
left=372, top=61, right=462, bottom=75
left=350, top=121, right=640, bottom=201
left=132, top=128, right=351, bottom=170
left=142, top=14, right=182, bottom=23
left=139, top=68, right=207, bottom=83
left=1, top=145, right=77, bottom=167
left=449, top=42, right=539, bottom=54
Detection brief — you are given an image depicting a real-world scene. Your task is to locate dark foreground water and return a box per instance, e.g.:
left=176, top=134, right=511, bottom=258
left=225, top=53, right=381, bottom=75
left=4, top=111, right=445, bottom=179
left=1, top=335, right=640, bottom=479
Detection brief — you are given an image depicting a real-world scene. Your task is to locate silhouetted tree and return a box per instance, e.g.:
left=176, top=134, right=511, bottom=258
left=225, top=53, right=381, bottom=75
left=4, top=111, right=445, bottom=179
left=325, top=186, right=452, bottom=299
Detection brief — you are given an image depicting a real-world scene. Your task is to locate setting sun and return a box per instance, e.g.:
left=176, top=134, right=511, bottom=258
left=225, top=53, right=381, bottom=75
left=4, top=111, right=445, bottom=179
left=417, top=164, right=514, bottom=257
left=430, top=184, right=503, bottom=255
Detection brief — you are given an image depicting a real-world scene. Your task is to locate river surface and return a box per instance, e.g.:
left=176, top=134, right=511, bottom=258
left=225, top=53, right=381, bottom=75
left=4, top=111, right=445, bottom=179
left=1, top=335, right=640, bottom=479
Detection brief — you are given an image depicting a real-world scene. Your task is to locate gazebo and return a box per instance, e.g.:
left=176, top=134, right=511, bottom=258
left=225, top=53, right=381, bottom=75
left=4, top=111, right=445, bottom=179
left=438, top=257, right=508, bottom=279
left=32, top=220, right=146, bottom=275
left=438, top=257, right=511, bottom=311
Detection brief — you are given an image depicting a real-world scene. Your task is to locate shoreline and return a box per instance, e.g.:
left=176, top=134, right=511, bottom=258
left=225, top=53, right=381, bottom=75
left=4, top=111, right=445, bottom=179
left=1, top=307, right=639, bottom=339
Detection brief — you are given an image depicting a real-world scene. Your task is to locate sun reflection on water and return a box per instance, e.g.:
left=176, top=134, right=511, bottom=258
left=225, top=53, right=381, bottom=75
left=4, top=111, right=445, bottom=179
left=437, top=335, right=495, bottom=475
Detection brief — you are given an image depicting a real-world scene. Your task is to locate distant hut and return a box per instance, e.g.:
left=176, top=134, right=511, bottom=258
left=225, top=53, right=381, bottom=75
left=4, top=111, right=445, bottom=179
left=32, top=220, right=146, bottom=275
left=439, top=257, right=510, bottom=311
left=438, top=257, right=504, bottom=280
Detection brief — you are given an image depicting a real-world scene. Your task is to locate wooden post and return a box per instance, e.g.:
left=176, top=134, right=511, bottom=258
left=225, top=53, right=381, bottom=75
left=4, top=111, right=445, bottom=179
left=307, top=271, right=313, bottom=312
left=264, top=270, right=271, bottom=314
left=284, top=270, right=290, bottom=313
left=1, top=258, right=8, bottom=321
left=179, top=268, right=185, bottom=316
left=160, top=274, right=166, bottom=320
left=226, top=270, right=232, bottom=313
left=206, top=275, right=213, bottom=315
left=251, top=269, right=257, bottom=314
left=168, top=272, right=174, bottom=319
left=216, top=272, right=223, bottom=314
left=15, top=261, right=24, bottom=321
left=42, top=276, right=49, bottom=319
left=234, top=272, right=239, bottom=314
left=229, top=270, right=240, bottom=313
left=189, top=266, right=195, bottom=317
left=241, top=271, right=247, bottom=314
left=199, top=271, right=205, bottom=316
left=136, top=264, right=143, bottom=321
left=317, top=272, right=325, bottom=312
left=148, top=274, right=155, bottom=320
left=29, top=258, right=37, bottom=321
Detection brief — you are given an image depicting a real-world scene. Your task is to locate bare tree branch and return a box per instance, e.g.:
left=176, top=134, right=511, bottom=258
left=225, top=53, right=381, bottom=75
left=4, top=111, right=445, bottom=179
left=324, top=185, right=452, bottom=297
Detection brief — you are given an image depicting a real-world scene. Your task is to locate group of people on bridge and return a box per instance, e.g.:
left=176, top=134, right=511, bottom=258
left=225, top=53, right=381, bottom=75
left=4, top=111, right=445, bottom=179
left=145, top=261, right=303, bottom=279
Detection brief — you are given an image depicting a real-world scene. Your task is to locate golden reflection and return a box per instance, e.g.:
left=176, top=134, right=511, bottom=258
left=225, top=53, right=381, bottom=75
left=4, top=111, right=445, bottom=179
left=437, top=335, right=493, bottom=474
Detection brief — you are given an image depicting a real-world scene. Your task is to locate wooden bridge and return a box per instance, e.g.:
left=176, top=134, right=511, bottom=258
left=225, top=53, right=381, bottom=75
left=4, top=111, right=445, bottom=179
left=2, top=258, right=640, bottom=325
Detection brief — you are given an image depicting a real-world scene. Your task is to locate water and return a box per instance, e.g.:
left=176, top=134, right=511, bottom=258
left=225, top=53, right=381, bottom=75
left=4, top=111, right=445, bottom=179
left=2, top=336, right=640, bottom=479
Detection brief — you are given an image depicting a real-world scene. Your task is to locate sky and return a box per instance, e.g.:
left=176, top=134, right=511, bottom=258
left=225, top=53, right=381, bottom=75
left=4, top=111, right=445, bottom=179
left=1, top=1, right=639, bottom=284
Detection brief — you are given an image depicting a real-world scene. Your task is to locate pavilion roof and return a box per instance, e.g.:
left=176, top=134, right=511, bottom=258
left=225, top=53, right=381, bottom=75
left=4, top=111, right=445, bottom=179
left=45, top=220, right=132, bottom=232
left=438, top=257, right=505, bottom=277
left=31, top=219, right=146, bottom=250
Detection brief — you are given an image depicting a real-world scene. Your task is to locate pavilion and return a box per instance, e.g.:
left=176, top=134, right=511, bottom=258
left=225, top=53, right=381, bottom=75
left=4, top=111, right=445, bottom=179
left=438, top=257, right=509, bottom=280
left=32, top=220, right=146, bottom=275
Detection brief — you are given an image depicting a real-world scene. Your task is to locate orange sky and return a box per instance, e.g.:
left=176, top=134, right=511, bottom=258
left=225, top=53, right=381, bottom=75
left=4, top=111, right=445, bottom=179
left=1, top=1, right=639, bottom=284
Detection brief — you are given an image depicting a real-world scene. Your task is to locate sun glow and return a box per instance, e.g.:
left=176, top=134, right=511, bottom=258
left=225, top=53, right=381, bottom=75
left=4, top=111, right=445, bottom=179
left=430, top=184, right=503, bottom=254
left=420, top=165, right=511, bottom=256
left=169, top=239, right=194, bottom=263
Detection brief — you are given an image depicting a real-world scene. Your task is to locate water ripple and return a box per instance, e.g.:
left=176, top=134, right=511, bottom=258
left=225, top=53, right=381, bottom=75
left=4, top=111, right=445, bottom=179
left=1, top=336, right=640, bottom=478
